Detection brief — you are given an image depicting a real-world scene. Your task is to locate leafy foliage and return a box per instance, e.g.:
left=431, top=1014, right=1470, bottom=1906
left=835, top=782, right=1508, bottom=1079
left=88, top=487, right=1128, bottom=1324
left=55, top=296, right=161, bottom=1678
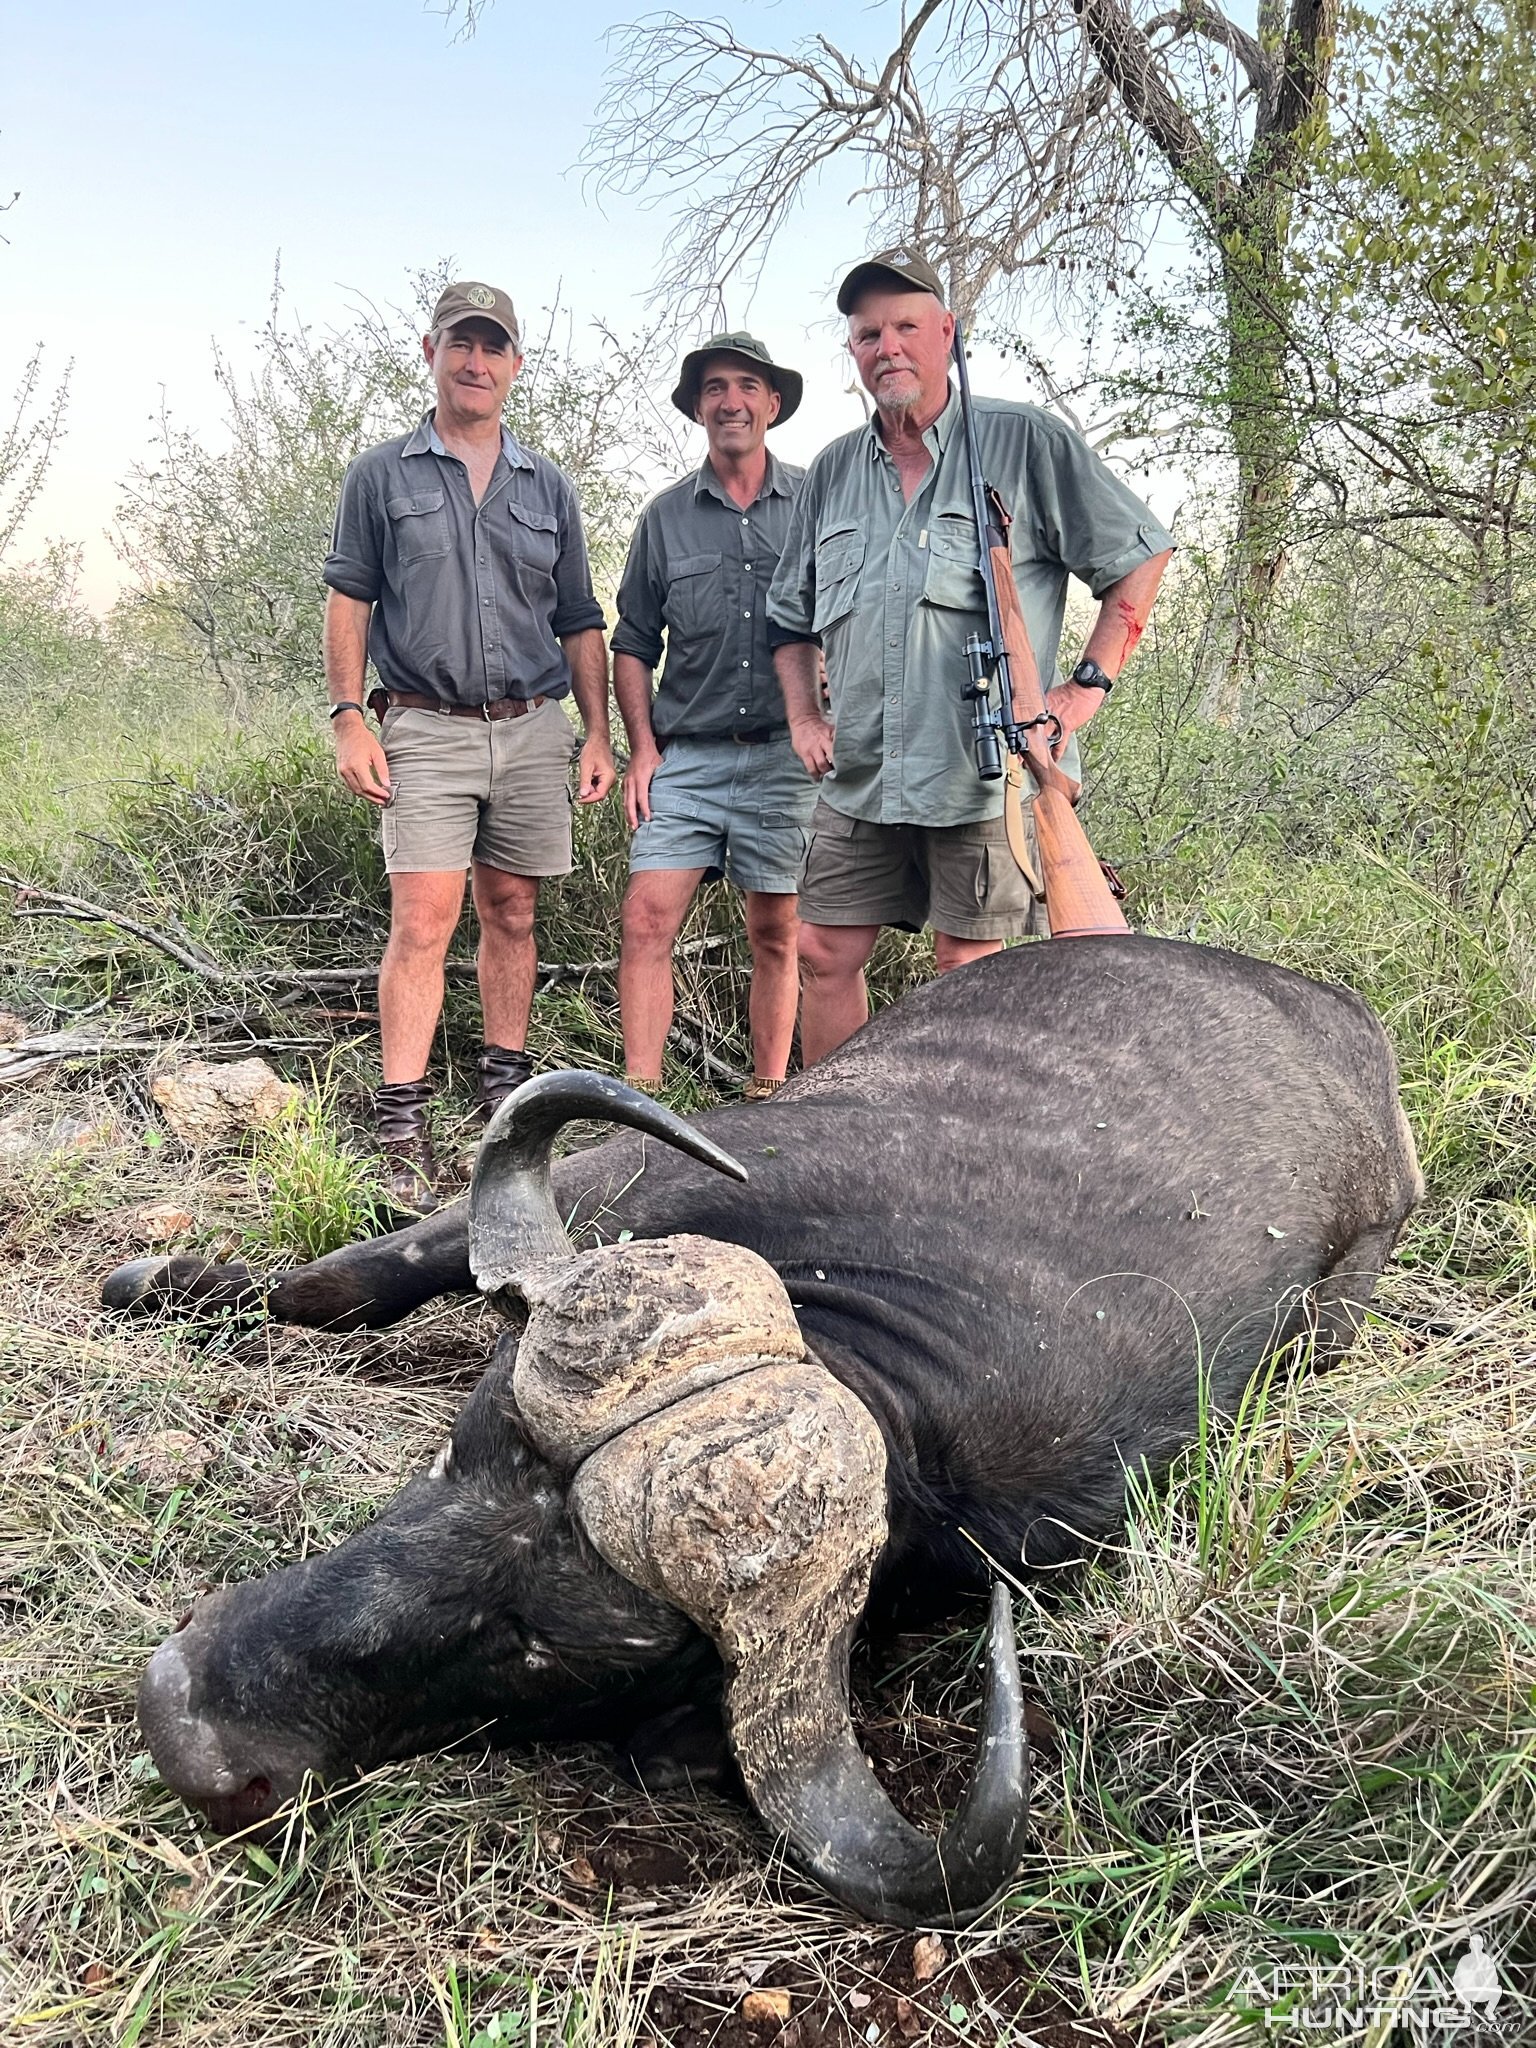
left=113, top=268, right=679, bottom=702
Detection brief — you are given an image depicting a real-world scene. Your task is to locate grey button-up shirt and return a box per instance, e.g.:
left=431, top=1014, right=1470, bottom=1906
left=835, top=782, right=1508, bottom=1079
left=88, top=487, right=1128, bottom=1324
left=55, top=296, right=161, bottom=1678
left=324, top=413, right=605, bottom=708
left=610, top=452, right=804, bottom=741
left=767, top=388, right=1175, bottom=827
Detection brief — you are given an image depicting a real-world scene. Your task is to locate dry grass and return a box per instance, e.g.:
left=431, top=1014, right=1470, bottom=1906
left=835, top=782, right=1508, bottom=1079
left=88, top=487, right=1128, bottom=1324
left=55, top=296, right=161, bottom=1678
left=2, top=1074, right=1533, bottom=2048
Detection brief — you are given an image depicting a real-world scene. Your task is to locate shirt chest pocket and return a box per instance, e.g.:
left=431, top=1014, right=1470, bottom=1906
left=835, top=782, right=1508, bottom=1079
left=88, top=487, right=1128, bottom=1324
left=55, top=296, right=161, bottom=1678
left=663, top=550, right=724, bottom=641
left=385, top=490, right=450, bottom=566
left=921, top=512, right=986, bottom=613
left=507, top=499, right=559, bottom=574
left=812, top=525, right=864, bottom=636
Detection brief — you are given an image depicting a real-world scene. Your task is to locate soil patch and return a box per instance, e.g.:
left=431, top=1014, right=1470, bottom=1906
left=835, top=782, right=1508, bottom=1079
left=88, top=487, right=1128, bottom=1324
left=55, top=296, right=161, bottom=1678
left=644, top=1934, right=1133, bottom=2048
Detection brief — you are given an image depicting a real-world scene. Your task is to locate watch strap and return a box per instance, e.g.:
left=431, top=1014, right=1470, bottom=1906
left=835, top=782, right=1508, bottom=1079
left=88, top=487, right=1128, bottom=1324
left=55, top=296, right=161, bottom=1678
left=1069, top=658, right=1114, bottom=695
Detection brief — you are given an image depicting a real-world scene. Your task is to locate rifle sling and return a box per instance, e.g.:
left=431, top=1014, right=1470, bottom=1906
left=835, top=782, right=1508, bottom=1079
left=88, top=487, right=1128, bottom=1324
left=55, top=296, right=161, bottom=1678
left=1003, top=756, right=1044, bottom=897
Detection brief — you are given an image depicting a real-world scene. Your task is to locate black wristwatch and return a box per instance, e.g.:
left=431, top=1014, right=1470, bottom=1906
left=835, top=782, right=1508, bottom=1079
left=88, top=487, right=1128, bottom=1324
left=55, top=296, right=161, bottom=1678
left=1068, top=657, right=1115, bottom=695
left=328, top=701, right=367, bottom=722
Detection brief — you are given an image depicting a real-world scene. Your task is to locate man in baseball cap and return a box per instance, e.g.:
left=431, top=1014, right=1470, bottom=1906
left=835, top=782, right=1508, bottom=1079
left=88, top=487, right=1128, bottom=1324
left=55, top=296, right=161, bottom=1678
left=322, top=278, right=616, bottom=1209
left=612, top=331, right=815, bottom=1099
left=766, top=246, right=1175, bottom=1064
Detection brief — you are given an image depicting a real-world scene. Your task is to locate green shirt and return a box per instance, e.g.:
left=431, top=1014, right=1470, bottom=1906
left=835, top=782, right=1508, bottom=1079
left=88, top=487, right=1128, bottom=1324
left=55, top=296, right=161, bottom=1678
left=766, top=388, right=1175, bottom=827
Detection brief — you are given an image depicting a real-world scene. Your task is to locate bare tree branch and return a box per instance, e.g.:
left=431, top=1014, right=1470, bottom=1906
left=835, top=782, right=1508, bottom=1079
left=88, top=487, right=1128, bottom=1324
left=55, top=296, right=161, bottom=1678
left=0, top=346, right=71, bottom=565
left=1175, top=1, right=1272, bottom=95
left=1070, top=0, right=1232, bottom=218
left=585, top=2, right=1140, bottom=325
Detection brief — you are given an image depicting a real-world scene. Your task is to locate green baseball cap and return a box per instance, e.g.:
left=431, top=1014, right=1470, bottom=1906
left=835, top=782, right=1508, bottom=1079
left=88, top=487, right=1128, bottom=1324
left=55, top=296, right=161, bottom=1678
left=430, top=280, right=521, bottom=349
left=836, top=246, right=947, bottom=314
left=670, top=331, right=803, bottom=425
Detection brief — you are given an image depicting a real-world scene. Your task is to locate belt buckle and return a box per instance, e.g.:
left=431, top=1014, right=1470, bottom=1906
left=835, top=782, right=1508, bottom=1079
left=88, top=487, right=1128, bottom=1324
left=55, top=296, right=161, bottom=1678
left=480, top=702, right=493, bottom=721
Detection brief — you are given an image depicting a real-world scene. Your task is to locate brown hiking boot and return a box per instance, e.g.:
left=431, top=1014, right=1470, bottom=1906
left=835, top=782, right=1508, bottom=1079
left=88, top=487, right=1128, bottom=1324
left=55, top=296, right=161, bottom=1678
left=374, top=1078, right=442, bottom=1215
left=478, top=1044, right=536, bottom=1126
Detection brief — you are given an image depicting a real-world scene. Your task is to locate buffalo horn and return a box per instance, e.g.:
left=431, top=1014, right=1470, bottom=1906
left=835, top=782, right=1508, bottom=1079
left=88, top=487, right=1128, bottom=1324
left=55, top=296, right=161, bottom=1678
left=570, top=1363, right=1030, bottom=1926
left=469, top=1071, right=748, bottom=1304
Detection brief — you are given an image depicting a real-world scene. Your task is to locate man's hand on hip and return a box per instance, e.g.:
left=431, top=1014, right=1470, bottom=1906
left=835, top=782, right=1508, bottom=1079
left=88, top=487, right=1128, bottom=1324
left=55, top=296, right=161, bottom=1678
left=622, top=741, right=663, bottom=829
left=790, top=714, right=836, bottom=781
left=576, top=734, right=618, bottom=805
left=334, top=717, right=392, bottom=805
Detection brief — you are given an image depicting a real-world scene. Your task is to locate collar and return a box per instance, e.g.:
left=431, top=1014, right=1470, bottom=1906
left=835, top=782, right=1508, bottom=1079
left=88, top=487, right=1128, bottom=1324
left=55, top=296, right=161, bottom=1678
left=865, top=381, right=959, bottom=462
left=403, top=410, right=533, bottom=470
left=693, top=448, right=792, bottom=507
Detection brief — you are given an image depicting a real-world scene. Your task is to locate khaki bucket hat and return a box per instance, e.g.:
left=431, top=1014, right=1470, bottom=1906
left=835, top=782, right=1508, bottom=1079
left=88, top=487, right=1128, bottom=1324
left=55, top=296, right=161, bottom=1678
left=836, top=247, right=947, bottom=314
left=671, top=331, right=803, bottom=425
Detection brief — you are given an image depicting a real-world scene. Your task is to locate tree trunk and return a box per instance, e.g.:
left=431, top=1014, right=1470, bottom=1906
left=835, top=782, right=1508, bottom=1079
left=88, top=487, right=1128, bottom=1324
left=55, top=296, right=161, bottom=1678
left=1201, top=219, right=1297, bottom=722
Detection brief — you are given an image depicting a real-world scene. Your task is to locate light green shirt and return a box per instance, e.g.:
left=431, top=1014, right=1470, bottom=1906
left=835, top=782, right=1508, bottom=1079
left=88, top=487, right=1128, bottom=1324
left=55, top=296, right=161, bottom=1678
left=767, top=387, right=1175, bottom=827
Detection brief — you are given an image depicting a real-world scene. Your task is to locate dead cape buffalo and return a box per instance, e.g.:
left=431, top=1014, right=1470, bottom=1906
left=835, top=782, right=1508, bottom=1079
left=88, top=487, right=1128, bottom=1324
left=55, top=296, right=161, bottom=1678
left=107, top=937, right=1421, bottom=1926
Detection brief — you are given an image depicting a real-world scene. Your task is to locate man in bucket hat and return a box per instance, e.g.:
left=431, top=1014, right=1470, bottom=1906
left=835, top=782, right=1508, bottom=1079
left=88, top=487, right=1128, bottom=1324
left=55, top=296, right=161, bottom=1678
left=612, top=331, right=815, bottom=1098
left=324, top=279, right=617, bottom=1210
left=768, top=249, right=1175, bottom=1063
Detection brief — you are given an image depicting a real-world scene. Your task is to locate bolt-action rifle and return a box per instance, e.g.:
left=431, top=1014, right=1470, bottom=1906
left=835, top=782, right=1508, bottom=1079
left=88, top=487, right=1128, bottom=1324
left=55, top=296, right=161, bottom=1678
left=951, top=324, right=1128, bottom=940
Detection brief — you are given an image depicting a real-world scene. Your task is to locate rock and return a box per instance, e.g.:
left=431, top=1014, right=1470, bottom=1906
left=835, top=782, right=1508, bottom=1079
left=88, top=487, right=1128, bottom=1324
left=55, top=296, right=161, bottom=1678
left=132, top=1201, right=197, bottom=1245
left=0, top=1108, right=118, bottom=1163
left=910, top=1933, right=946, bottom=1984
left=114, top=1430, right=214, bottom=1490
left=150, top=1058, right=299, bottom=1148
left=740, top=1989, right=793, bottom=2024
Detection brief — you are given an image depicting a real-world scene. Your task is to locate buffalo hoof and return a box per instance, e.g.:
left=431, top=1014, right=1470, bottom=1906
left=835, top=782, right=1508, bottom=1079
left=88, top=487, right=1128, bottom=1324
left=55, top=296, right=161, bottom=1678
left=102, top=1256, right=263, bottom=1319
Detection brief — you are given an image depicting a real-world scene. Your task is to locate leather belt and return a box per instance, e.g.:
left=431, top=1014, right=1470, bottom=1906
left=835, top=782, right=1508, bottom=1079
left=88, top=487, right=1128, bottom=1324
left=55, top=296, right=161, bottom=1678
left=732, top=727, right=784, bottom=745
left=369, top=688, right=546, bottom=723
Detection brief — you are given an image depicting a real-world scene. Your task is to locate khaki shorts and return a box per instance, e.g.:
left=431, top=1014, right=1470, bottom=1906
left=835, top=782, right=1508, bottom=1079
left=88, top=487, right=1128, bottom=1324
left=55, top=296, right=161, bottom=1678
left=797, top=797, right=1038, bottom=940
left=379, top=700, right=578, bottom=876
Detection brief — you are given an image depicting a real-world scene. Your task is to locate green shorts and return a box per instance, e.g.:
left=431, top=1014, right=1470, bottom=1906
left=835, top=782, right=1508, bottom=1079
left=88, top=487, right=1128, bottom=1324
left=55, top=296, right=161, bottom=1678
left=379, top=700, right=578, bottom=877
left=629, top=734, right=817, bottom=895
left=797, top=797, right=1038, bottom=939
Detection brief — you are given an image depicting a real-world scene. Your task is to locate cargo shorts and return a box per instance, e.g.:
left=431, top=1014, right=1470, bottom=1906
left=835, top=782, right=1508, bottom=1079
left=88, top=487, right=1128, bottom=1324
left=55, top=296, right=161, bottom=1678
left=629, top=734, right=817, bottom=895
left=379, top=700, right=579, bottom=877
left=797, top=797, right=1039, bottom=940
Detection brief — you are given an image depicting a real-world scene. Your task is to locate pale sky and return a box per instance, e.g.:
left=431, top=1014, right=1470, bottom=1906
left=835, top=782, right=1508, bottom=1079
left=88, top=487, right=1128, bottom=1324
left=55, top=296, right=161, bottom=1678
left=2, top=0, right=1183, bottom=607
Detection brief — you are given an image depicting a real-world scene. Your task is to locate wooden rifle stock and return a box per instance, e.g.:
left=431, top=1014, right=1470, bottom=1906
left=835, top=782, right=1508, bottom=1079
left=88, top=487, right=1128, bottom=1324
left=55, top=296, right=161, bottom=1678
left=986, top=517, right=1128, bottom=941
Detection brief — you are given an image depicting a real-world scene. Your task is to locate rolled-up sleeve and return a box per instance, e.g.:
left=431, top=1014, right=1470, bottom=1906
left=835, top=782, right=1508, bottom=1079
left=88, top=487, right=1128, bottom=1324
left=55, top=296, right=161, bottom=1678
left=551, top=477, right=607, bottom=639
left=323, top=458, right=384, bottom=603
left=609, top=510, right=665, bottom=667
left=766, top=473, right=820, bottom=644
left=1028, top=417, right=1176, bottom=597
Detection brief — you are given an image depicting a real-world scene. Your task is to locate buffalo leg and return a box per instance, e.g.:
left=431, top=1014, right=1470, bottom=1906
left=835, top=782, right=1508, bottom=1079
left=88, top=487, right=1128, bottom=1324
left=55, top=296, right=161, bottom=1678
left=1306, top=1223, right=1401, bottom=1371
left=102, top=1205, right=473, bottom=1331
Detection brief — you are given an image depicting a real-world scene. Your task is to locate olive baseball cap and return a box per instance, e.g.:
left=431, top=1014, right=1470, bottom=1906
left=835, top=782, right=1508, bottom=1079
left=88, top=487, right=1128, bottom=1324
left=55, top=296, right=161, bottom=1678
left=670, top=331, right=803, bottom=425
left=836, top=246, right=947, bottom=314
left=430, top=281, right=521, bottom=349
